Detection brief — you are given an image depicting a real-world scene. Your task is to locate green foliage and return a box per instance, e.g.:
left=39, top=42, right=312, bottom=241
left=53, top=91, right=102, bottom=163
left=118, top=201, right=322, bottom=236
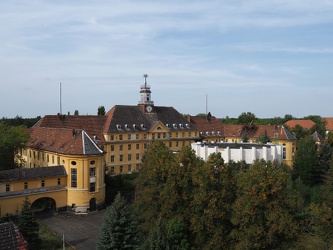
left=135, top=140, right=178, bottom=233
left=18, top=197, right=41, bottom=249
left=97, top=193, right=139, bottom=250
left=98, top=106, right=106, bottom=115
left=74, top=110, right=79, bottom=115
left=237, top=112, right=257, bottom=125
left=256, top=129, right=271, bottom=144
left=293, top=135, right=318, bottom=186
left=231, top=160, right=299, bottom=249
left=0, top=122, right=29, bottom=170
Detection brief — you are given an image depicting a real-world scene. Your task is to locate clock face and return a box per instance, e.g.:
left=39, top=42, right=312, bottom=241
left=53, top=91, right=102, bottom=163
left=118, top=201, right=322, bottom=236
left=146, top=105, right=152, bottom=113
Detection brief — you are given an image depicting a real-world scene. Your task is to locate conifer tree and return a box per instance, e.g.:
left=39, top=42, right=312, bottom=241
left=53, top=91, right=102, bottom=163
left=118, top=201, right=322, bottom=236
left=18, top=197, right=41, bottom=249
left=97, top=192, right=139, bottom=250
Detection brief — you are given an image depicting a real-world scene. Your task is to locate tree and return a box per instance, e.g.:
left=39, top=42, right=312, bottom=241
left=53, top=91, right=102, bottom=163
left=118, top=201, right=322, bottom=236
left=18, top=197, right=41, bottom=249
left=231, top=160, right=299, bottom=249
left=0, top=122, right=29, bottom=170
left=134, top=140, right=178, bottom=233
left=97, top=193, right=139, bottom=250
left=74, top=110, right=79, bottom=115
left=237, top=112, right=257, bottom=125
left=98, top=106, right=106, bottom=115
left=191, top=152, right=236, bottom=249
left=293, top=135, right=318, bottom=186
left=256, top=129, right=271, bottom=144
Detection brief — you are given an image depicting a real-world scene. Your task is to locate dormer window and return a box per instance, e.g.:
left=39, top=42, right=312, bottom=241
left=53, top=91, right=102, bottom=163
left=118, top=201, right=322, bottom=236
left=217, top=131, right=221, bottom=135
left=212, top=131, right=215, bottom=135
left=166, top=124, right=170, bottom=128
left=206, top=132, right=210, bottom=136
left=173, top=124, right=177, bottom=128
left=133, top=124, right=137, bottom=130
left=116, top=124, right=122, bottom=130
left=179, top=124, right=184, bottom=129
left=185, top=123, right=190, bottom=128
left=141, top=124, right=146, bottom=129
left=200, top=132, right=203, bottom=135
left=125, top=124, right=130, bottom=130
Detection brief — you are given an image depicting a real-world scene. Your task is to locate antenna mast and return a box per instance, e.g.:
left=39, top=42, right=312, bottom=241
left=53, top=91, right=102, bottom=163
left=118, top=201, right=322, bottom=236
left=60, top=82, right=62, bottom=115
left=206, top=94, right=208, bottom=115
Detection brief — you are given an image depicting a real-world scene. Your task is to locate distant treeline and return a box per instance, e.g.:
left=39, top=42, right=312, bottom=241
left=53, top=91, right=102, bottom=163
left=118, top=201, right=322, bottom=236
left=1, top=116, right=41, bottom=128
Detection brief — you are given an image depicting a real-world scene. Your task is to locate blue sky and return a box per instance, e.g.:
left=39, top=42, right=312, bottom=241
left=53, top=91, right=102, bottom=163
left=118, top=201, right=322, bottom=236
left=1, top=0, right=333, bottom=118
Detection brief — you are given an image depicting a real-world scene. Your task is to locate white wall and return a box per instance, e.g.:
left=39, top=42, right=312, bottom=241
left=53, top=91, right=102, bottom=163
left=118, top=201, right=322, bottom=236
left=192, top=142, right=283, bottom=164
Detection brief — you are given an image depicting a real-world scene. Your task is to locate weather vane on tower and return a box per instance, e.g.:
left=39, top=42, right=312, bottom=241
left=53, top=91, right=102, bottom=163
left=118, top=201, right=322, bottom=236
left=143, top=74, right=148, bottom=86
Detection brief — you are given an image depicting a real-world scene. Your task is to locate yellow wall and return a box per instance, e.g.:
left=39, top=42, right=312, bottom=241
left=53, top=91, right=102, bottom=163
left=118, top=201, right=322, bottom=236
left=103, top=124, right=200, bottom=175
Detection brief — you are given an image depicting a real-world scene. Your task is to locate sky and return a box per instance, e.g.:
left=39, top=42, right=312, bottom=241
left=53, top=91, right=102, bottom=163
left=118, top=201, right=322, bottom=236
left=1, top=0, right=333, bottom=119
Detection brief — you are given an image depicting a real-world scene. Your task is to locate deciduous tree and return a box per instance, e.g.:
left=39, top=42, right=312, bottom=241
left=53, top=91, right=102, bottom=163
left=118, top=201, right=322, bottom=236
left=0, top=122, right=29, bottom=170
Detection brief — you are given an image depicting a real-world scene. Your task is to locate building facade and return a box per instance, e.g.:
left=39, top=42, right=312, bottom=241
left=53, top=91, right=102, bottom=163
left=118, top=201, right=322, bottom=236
left=192, top=142, right=283, bottom=164
left=187, top=113, right=297, bottom=166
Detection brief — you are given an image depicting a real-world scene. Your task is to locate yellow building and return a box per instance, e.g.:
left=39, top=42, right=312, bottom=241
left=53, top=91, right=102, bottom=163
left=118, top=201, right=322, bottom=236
left=17, top=128, right=105, bottom=214
left=188, top=113, right=297, bottom=166
left=0, top=166, right=67, bottom=216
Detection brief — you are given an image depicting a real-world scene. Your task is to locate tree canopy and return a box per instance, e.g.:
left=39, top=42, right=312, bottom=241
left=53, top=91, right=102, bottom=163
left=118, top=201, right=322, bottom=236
left=0, top=122, right=29, bottom=170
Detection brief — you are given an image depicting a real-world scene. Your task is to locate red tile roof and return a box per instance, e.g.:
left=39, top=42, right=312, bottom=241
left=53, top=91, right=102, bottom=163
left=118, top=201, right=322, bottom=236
left=189, top=114, right=296, bottom=141
left=285, top=120, right=315, bottom=130
left=28, top=127, right=103, bottom=155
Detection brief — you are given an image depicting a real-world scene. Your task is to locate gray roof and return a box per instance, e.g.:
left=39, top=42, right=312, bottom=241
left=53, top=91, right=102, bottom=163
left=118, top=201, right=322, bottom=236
left=0, top=222, right=27, bottom=249
left=0, top=166, right=67, bottom=183
left=105, top=105, right=197, bottom=133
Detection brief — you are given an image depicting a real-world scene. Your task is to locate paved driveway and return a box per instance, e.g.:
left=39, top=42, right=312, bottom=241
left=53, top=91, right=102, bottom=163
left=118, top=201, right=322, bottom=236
left=37, top=210, right=106, bottom=250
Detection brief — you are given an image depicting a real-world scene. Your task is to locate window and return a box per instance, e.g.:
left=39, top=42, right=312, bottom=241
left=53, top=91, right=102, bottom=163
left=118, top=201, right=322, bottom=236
left=152, top=133, right=155, bottom=139
left=128, top=154, right=132, bottom=161
left=90, top=167, right=96, bottom=176
left=144, top=134, right=147, bottom=139
left=128, top=134, right=131, bottom=140
left=33, top=151, right=35, bottom=159
left=176, top=142, right=179, bottom=147
left=136, top=134, right=139, bottom=140
left=71, top=161, right=76, bottom=165
left=136, top=144, right=139, bottom=150
left=188, top=132, right=191, bottom=137
left=111, top=167, right=114, bottom=174
left=157, top=133, right=161, bottom=139
left=128, top=165, right=132, bottom=172
left=120, top=155, right=123, bottom=162
left=41, top=180, right=45, bottom=187
left=47, top=154, right=49, bottom=162
left=176, top=133, right=178, bottom=138
left=71, top=168, right=77, bottom=188
left=169, top=142, right=172, bottom=147
left=111, top=135, right=114, bottom=141
left=283, top=147, right=286, bottom=160
left=182, top=132, right=185, bottom=138
left=119, top=135, right=123, bottom=141
left=111, top=155, right=115, bottom=162
left=136, top=153, right=140, bottom=160
left=111, top=145, right=114, bottom=151
left=120, top=166, right=123, bottom=173
left=89, top=182, right=96, bottom=192
left=128, top=144, right=131, bottom=150
left=144, top=143, right=148, bottom=149
left=169, top=133, right=172, bottom=138
left=120, top=145, right=123, bottom=151
left=57, top=178, right=61, bottom=185
left=90, top=160, right=95, bottom=165
left=163, top=133, right=166, bottom=138
left=6, top=184, right=9, bottom=192
left=24, top=182, right=28, bottom=190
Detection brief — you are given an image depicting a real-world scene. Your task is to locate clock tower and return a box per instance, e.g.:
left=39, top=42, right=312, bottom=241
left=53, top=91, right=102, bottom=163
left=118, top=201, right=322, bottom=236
left=139, top=74, right=154, bottom=113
